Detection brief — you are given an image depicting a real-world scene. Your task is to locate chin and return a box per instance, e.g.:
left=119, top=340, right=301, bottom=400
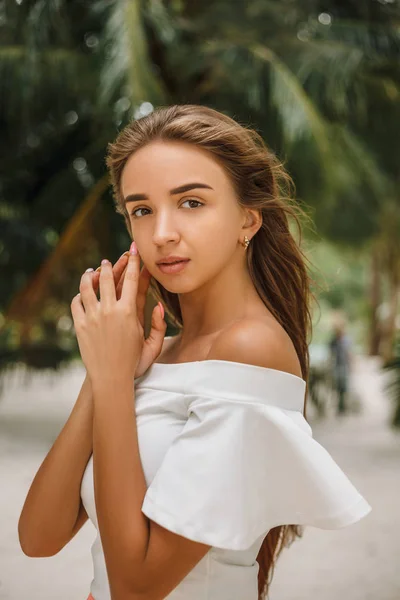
left=151, top=273, right=196, bottom=294
left=158, top=281, right=193, bottom=294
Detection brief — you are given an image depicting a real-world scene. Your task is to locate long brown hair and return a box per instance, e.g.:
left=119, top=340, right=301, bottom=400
left=106, top=104, right=313, bottom=600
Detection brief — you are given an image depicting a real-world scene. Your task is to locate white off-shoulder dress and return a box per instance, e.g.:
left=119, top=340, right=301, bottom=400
left=80, top=350, right=372, bottom=600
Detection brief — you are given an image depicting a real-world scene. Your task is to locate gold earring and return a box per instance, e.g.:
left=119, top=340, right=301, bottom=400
left=243, top=236, right=250, bottom=249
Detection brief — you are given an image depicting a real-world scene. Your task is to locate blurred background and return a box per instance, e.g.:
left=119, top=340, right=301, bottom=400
left=0, top=1, right=399, bottom=599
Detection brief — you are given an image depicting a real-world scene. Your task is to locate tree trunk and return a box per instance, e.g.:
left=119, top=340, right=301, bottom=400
left=368, top=246, right=382, bottom=356
left=381, top=271, right=400, bottom=363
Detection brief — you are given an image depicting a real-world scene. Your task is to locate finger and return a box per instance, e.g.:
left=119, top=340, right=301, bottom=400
left=79, top=269, right=99, bottom=313
left=92, top=252, right=129, bottom=296
left=148, top=302, right=167, bottom=340
left=99, top=259, right=116, bottom=309
left=120, top=243, right=139, bottom=309
left=70, top=292, right=85, bottom=326
left=115, top=263, right=128, bottom=299
left=136, top=265, right=152, bottom=328
left=115, top=261, right=151, bottom=316
left=145, top=302, right=167, bottom=354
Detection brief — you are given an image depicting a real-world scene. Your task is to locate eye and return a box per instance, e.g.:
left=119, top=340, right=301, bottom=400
left=130, top=198, right=204, bottom=219
left=130, top=207, right=151, bottom=218
left=181, top=198, right=204, bottom=210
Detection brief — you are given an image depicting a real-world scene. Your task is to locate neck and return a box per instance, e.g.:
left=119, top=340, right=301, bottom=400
left=175, top=258, right=262, bottom=346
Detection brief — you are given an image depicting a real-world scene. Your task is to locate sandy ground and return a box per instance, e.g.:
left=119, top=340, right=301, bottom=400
left=0, top=356, right=399, bottom=600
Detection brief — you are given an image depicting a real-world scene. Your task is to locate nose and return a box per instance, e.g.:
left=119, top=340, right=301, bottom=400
left=152, top=211, right=180, bottom=246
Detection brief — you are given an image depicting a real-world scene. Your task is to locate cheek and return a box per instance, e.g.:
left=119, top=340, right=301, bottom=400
left=199, top=232, right=238, bottom=271
left=209, top=212, right=241, bottom=249
left=185, top=208, right=239, bottom=260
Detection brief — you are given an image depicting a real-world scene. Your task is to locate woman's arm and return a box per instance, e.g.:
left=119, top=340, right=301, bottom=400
left=18, top=374, right=94, bottom=557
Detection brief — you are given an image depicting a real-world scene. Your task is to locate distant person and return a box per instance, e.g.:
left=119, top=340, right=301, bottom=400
left=329, top=321, right=352, bottom=415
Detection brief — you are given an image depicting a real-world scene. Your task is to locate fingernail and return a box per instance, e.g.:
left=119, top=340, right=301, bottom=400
left=95, top=266, right=101, bottom=272
left=101, top=259, right=110, bottom=265
left=85, top=268, right=94, bottom=273
left=130, top=241, right=138, bottom=255
left=120, top=251, right=130, bottom=259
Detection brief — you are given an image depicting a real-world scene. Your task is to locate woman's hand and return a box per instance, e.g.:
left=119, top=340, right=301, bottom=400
left=100, top=251, right=168, bottom=379
left=71, top=244, right=167, bottom=384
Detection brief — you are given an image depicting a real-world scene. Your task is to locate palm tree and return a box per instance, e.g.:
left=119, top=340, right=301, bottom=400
left=1, top=0, right=399, bottom=376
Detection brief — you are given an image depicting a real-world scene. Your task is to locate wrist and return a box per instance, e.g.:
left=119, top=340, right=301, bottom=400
left=91, top=374, right=135, bottom=397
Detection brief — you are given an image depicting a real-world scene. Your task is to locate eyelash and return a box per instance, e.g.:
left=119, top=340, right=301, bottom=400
left=130, top=198, right=204, bottom=219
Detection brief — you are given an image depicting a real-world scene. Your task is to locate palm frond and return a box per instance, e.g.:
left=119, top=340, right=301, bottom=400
left=332, top=124, right=393, bottom=198
left=250, top=44, right=332, bottom=157
left=314, top=125, right=393, bottom=244
left=256, top=15, right=400, bottom=124
left=97, top=0, right=167, bottom=110
left=0, top=45, right=93, bottom=127
left=286, top=39, right=366, bottom=121
left=24, top=0, right=68, bottom=47
left=145, top=0, right=178, bottom=45
left=317, top=20, right=400, bottom=59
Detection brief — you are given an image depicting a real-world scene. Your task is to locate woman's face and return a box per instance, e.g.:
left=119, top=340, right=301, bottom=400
left=120, top=140, right=247, bottom=293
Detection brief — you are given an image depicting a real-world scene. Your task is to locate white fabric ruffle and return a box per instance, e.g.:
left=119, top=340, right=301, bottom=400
left=139, top=360, right=371, bottom=551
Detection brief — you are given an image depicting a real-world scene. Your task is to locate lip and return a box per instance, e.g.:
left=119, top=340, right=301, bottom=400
left=157, top=259, right=190, bottom=274
left=156, top=256, right=189, bottom=265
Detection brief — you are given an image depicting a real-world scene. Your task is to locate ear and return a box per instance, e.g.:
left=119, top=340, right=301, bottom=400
left=242, top=208, right=262, bottom=237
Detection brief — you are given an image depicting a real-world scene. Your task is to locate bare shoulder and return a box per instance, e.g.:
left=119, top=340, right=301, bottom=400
left=206, top=318, right=303, bottom=379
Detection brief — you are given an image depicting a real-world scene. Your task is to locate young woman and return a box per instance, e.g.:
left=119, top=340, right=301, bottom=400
left=19, top=105, right=371, bottom=600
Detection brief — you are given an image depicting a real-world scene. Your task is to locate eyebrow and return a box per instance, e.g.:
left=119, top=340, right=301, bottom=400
left=123, top=182, right=214, bottom=205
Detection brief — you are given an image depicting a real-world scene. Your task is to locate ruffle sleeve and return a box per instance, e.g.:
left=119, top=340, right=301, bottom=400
left=140, top=363, right=371, bottom=551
